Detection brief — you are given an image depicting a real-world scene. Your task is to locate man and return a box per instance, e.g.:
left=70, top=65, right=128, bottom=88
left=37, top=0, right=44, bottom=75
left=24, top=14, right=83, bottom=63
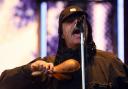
left=0, top=5, right=128, bottom=89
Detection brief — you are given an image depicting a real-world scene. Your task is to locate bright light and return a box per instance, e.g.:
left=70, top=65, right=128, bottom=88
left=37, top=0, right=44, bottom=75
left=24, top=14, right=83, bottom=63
left=92, top=3, right=108, bottom=51
left=41, top=2, right=47, bottom=57
left=117, top=0, right=124, bottom=62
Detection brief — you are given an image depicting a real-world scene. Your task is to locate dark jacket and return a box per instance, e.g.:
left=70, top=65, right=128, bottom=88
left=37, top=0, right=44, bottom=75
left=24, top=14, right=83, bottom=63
left=0, top=50, right=128, bottom=89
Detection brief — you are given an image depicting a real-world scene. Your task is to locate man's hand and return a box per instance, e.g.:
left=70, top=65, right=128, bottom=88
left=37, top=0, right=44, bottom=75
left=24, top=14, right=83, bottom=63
left=30, top=60, right=54, bottom=77
left=30, top=59, right=80, bottom=80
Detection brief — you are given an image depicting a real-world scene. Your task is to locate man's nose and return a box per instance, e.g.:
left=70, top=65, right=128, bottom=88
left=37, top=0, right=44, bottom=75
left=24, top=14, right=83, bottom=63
left=73, top=19, right=78, bottom=24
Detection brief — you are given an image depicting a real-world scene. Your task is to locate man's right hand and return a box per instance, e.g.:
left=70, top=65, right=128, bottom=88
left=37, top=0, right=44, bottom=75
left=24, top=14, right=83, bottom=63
left=30, top=60, right=54, bottom=77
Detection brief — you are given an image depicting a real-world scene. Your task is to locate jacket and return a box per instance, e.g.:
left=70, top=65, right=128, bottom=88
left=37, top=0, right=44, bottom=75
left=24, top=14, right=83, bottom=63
left=0, top=50, right=128, bottom=89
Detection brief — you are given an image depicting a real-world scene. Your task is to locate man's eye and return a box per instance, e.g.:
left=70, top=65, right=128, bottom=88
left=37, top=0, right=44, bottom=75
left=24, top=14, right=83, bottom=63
left=64, top=15, right=80, bottom=23
left=66, top=19, right=74, bottom=23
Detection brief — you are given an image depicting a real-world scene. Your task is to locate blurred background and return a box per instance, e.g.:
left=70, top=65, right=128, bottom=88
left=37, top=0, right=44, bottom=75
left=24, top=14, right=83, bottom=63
left=0, top=0, right=127, bottom=74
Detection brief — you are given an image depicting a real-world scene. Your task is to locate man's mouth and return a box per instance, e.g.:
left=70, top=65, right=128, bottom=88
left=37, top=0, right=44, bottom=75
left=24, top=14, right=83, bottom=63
left=72, top=29, right=80, bottom=35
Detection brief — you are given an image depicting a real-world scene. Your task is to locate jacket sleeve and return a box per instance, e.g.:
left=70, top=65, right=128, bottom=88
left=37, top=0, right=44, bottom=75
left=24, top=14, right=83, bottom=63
left=0, top=57, right=51, bottom=89
left=110, top=58, right=128, bottom=89
left=0, top=65, right=30, bottom=89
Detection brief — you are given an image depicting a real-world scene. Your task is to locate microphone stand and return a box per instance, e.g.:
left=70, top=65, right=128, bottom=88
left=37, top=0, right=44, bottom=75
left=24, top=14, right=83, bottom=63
left=80, top=27, right=86, bottom=89
left=78, top=19, right=86, bottom=89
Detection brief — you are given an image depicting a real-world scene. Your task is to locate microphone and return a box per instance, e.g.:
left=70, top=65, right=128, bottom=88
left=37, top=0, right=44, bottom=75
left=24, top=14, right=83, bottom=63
left=73, top=15, right=87, bottom=43
left=75, top=15, right=85, bottom=32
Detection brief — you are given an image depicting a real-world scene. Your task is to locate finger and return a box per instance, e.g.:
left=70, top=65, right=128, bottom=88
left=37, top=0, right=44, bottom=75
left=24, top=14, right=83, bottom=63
left=43, top=69, right=48, bottom=74
left=43, top=63, right=53, bottom=74
left=31, top=63, right=39, bottom=71
left=49, top=63, right=54, bottom=70
left=48, top=63, right=54, bottom=73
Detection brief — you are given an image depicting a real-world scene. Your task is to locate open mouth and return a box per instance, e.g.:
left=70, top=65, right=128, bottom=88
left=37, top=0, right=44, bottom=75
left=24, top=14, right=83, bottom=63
left=72, top=29, right=80, bottom=35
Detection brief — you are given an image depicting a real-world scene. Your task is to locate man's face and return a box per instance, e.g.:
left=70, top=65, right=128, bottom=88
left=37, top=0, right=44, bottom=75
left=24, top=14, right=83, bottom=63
left=62, top=14, right=86, bottom=49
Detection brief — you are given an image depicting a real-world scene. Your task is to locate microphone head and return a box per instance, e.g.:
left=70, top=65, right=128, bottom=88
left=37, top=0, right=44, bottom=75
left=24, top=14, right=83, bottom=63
left=75, top=15, right=85, bottom=32
left=77, top=15, right=85, bottom=24
left=72, top=15, right=88, bottom=43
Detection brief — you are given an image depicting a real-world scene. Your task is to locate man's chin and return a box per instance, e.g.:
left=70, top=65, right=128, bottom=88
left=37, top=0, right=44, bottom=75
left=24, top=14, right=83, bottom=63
left=73, top=41, right=80, bottom=45
left=73, top=42, right=81, bottom=47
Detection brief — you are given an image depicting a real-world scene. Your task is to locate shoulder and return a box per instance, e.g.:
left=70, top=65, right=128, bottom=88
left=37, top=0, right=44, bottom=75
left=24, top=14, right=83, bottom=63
left=94, top=49, right=123, bottom=65
left=94, top=50, right=127, bottom=75
left=96, top=49, right=117, bottom=60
